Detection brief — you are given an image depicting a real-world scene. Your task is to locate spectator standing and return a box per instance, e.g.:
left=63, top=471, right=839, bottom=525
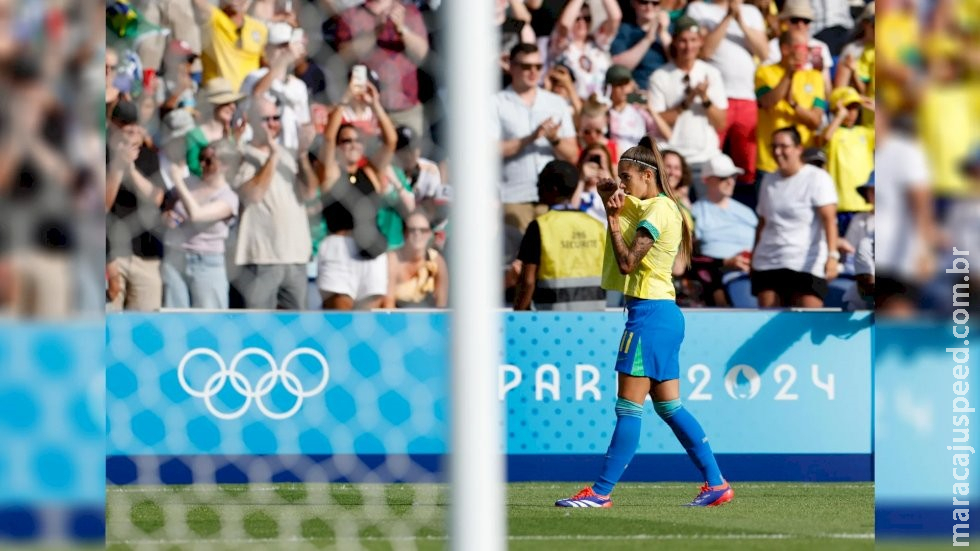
left=155, top=39, right=200, bottom=118
left=648, top=17, right=728, bottom=198
left=874, top=107, right=939, bottom=316
left=610, top=0, right=671, bottom=90
left=137, top=0, right=203, bottom=79
left=162, top=142, right=240, bottom=309
left=549, top=0, right=622, bottom=100
left=819, top=86, right=874, bottom=232
left=241, top=23, right=313, bottom=152
left=690, top=154, right=757, bottom=307
left=332, top=0, right=430, bottom=138
left=393, top=125, right=448, bottom=226
left=841, top=173, right=874, bottom=311
left=754, top=30, right=826, bottom=180
left=751, top=127, right=838, bottom=308
left=514, top=160, right=606, bottom=311
left=185, top=77, right=246, bottom=176
left=573, top=143, right=614, bottom=224
left=763, top=0, right=833, bottom=97
left=493, top=42, right=577, bottom=232
left=192, top=0, right=269, bottom=91
left=577, top=99, right=618, bottom=164
left=809, top=0, right=854, bottom=55
left=232, top=96, right=314, bottom=309
left=662, top=149, right=693, bottom=210
left=316, top=83, right=398, bottom=310
left=686, top=0, right=768, bottom=189
left=106, top=101, right=166, bottom=311
left=606, top=65, right=668, bottom=157
left=834, top=2, right=874, bottom=96
left=385, top=211, right=449, bottom=308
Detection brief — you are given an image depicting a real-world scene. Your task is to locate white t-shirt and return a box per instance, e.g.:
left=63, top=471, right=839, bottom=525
left=685, top=1, right=765, bottom=100
left=410, top=158, right=447, bottom=201
left=765, top=37, right=834, bottom=74
left=608, top=103, right=656, bottom=155
left=492, top=86, right=577, bottom=203
left=874, top=134, right=931, bottom=280
left=552, top=38, right=612, bottom=100
left=239, top=69, right=312, bottom=151
left=649, top=60, right=728, bottom=164
left=842, top=212, right=873, bottom=310
left=753, top=164, right=838, bottom=277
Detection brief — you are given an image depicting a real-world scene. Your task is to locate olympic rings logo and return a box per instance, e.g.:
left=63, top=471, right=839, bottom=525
left=177, top=348, right=329, bottom=420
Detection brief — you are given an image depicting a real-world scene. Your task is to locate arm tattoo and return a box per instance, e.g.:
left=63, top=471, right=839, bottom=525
left=610, top=227, right=656, bottom=274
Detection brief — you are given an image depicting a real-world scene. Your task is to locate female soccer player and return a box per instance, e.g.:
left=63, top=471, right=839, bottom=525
left=555, top=145, right=734, bottom=508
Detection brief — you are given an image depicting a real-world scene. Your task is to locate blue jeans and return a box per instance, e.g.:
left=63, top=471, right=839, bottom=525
left=162, top=250, right=229, bottom=309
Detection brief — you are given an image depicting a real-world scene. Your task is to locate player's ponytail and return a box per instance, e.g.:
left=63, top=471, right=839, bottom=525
left=619, top=145, right=693, bottom=267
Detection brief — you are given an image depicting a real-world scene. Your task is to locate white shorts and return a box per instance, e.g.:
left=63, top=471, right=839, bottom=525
left=316, top=235, right=388, bottom=302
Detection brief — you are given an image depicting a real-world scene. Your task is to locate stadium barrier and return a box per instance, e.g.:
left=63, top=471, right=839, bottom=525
left=0, top=322, right=104, bottom=540
left=106, top=311, right=872, bottom=485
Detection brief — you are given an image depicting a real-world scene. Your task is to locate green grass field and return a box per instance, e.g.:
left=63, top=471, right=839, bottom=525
left=106, top=482, right=873, bottom=550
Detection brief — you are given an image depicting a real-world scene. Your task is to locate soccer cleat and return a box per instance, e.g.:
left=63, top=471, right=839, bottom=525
left=555, top=486, right=613, bottom=508
left=686, top=481, right=734, bottom=507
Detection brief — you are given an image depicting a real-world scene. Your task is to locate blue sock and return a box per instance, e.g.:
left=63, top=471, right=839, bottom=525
left=592, top=398, right=644, bottom=496
left=655, top=399, right=725, bottom=487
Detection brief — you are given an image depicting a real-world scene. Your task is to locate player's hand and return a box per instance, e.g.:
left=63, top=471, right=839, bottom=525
left=825, top=257, right=839, bottom=280
left=596, top=177, right=620, bottom=201
left=604, top=189, right=626, bottom=217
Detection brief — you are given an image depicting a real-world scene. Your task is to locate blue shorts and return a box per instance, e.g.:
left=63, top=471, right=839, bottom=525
left=614, top=298, right=685, bottom=381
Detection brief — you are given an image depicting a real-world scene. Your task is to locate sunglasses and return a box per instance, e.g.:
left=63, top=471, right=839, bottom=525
left=636, top=0, right=661, bottom=6
left=517, top=62, right=543, bottom=72
left=789, top=17, right=812, bottom=24
left=338, top=137, right=360, bottom=145
left=262, top=115, right=281, bottom=123
left=576, top=14, right=592, bottom=23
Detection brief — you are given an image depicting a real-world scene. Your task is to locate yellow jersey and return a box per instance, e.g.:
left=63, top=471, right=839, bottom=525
left=601, top=194, right=682, bottom=300
left=201, top=6, right=267, bottom=91
left=919, top=83, right=975, bottom=197
left=755, top=64, right=828, bottom=173
left=825, top=125, right=875, bottom=212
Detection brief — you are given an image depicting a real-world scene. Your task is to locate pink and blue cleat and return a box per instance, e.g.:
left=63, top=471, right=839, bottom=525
left=555, top=486, right=613, bottom=508
left=686, top=481, right=734, bottom=507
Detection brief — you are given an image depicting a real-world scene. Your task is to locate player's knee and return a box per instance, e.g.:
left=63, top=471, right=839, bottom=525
left=614, top=397, right=644, bottom=418
left=653, top=398, right=682, bottom=419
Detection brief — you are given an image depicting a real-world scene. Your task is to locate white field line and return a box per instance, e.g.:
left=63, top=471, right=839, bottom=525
left=106, top=482, right=873, bottom=494
left=110, top=533, right=875, bottom=545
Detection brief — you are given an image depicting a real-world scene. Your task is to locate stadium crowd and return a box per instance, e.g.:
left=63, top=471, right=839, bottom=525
left=99, top=0, right=973, bottom=314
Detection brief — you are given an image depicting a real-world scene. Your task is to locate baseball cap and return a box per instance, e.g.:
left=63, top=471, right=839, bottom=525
left=160, top=108, right=196, bottom=143
left=110, top=100, right=139, bottom=126
left=605, top=64, right=632, bottom=86
left=672, top=16, right=701, bottom=37
left=703, top=154, right=744, bottom=179
left=267, top=22, right=293, bottom=46
left=395, top=126, right=419, bottom=151
left=829, top=86, right=863, bottom=110
left=780, top=0, right=815, bottom=20
left=803, top=147, right=828, bottom=166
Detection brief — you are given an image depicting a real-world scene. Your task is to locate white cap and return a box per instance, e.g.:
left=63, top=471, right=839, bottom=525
left=267, top=22, right=293, bottom=46
left=703, top=154, right=745, bottom=179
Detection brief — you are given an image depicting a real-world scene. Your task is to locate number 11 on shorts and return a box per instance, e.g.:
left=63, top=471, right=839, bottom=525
left=619, top=330, right=635, bottom=354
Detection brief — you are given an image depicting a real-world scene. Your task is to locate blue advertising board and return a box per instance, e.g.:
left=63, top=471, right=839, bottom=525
left=0, top=322, right=104, bottom=539
left=106, top=311, right=872, bottom=484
